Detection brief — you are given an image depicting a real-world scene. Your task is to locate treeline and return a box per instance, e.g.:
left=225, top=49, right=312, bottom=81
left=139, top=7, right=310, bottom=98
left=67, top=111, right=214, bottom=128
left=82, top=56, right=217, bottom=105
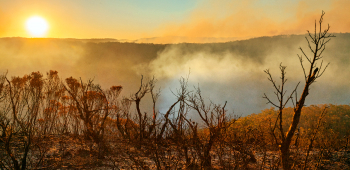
left=0, top=71, right=349, bottom=169
left=234, top=104, right=350, bottom=149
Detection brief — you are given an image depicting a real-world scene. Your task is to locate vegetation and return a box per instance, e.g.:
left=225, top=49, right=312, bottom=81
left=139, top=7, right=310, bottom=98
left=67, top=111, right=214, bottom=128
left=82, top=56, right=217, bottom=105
left=0, top=70, right=349, bottom=169
left=263, top=11, right=335, bottom=170
left=1, top=11, right=349, bottom=170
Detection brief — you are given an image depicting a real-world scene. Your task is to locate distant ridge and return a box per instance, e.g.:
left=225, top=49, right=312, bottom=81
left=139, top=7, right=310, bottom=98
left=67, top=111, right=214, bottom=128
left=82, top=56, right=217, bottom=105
left=132, top=36, right=243, bottom=44
left=0, top=33, right=347, bottom=44
left=0, top=36, right=246, bottom=44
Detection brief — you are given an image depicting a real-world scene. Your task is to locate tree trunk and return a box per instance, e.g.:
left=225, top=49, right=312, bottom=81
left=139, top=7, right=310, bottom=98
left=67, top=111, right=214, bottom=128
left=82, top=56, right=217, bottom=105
left=280, top=144, right=291, bottom=170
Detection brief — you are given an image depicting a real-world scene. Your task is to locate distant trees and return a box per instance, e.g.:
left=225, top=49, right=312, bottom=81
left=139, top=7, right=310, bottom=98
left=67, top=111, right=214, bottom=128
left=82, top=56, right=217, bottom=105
left=263, top=11, right=335, bottom=170
left=230, top=104, right=350, bottom=168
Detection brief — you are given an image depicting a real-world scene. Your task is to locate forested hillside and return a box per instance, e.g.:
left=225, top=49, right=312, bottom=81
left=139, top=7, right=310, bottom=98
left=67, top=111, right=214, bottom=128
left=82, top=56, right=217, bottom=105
left=234, top=104, right=350, bottom=150
left=1, top=33, right=350, bottom=115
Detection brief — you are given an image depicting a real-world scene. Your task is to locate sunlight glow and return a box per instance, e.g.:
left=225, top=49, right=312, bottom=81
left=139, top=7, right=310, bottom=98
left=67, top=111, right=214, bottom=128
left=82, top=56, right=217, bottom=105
left=25, top=16, right=49, bottom=37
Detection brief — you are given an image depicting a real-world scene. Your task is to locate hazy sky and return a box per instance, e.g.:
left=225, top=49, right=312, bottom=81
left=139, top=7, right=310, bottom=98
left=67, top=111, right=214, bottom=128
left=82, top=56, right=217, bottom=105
left=1, top=0, right=349, bottom=42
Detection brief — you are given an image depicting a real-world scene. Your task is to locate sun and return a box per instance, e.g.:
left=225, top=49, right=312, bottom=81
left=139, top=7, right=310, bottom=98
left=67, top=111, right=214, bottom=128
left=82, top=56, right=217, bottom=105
left=25, top=16, right=49, bottom=37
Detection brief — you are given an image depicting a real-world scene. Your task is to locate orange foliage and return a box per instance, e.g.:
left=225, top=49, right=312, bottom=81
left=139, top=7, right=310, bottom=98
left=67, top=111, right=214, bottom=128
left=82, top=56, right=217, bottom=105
left=11, top=75, right=28, bottom=88
left=61, top=95, right=70, bottom=100
left=65, top=77, right=80, bottom=91
left=29, top=71, right=43, bottom=88
left=110, top=85, right=122, bottom=91
left=85, top=90, right=103, bottom=100
left=47, top=70, right=58, bottom=79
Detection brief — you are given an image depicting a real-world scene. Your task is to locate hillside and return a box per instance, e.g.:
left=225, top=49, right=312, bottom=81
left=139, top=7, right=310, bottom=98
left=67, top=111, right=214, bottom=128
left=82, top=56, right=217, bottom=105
left=0, top=34, right=349, bottom=116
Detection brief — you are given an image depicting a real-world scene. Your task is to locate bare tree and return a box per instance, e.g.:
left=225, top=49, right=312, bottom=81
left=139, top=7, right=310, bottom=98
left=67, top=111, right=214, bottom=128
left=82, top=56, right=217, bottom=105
left=185, top=86, right=232, bottom=169
left=128, top=76, right=157, bottom=149
left=0, top=72, right=45, bottom=170
left=62, top=77, right=119, bottom=158
left=263, top=11, right=335, bottom=170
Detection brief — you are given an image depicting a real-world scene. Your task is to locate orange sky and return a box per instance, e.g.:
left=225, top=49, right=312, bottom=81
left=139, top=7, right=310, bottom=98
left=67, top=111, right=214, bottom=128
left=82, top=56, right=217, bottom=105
left=0, top=0, right=349, bottom=43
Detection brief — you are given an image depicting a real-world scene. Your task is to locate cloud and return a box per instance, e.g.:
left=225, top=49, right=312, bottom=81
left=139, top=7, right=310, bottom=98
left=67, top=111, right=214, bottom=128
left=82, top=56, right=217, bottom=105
left=151, top=0, right=350, bottom=43
left=143, top=33, right=350, bottom=116
left=146, top=44, right=270, bottom=115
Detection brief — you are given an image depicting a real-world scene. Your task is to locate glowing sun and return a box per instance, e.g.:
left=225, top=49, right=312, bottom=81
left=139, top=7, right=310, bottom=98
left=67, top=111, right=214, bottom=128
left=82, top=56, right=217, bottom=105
left=26, top=16, right=49, bottom=37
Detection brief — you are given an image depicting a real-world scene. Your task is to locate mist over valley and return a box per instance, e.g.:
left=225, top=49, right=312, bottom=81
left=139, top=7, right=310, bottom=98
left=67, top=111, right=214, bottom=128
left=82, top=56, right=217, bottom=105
left=1, top=34, right=349, bottom=117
